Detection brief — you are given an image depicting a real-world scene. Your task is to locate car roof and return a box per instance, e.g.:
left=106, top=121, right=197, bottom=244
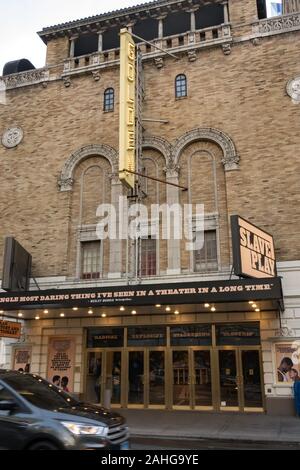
left=0, top=370, right=33, bottom=379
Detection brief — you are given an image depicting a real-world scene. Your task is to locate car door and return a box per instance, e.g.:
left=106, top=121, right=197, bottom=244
left=0, top=382, right=31, bottom=449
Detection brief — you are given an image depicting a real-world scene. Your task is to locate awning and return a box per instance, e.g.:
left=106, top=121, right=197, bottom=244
left=0, top=277, right=284, bottom=320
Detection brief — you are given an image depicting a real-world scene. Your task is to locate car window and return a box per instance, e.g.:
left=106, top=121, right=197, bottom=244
left=2, top=374, right=79, bottom=411
left=0, top=384, right=18, bottom=416
left=0, top=384, right=15, bottom=402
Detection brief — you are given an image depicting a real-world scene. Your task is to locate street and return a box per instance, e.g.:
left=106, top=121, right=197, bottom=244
left=131, top=437, right=300, bottom=450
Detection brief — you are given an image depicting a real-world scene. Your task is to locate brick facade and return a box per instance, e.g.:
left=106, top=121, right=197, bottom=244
left=1, top=8, right=300, bottom=276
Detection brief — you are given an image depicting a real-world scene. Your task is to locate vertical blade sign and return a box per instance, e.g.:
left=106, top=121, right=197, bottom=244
left=119, top=29, right=136, bottom=189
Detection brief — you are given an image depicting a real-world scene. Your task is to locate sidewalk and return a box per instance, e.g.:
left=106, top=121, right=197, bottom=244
left=120, top=409, right=300, bottom=444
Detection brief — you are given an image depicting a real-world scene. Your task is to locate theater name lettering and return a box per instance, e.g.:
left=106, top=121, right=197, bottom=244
left=231, top=215, right=276, bottom=279
left=240, top=227, right=275, bottom=276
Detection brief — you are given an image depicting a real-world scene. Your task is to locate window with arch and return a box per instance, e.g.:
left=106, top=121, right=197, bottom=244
left=175, top=74, right=187, bottom=98
left=104, top=88, right=114, bottom=111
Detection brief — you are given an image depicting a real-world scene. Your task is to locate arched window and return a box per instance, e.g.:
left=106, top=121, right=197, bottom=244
left=175, top=74, right=187, bottom=98
left=104, top=88, right=114, bottom=111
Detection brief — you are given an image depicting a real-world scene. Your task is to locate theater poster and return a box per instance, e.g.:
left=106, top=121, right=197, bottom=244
left=13, top=346, right=32, bottom=372
left=47, top=337, right=75, bottom=393
left=275, top=342, right=300, bottom=384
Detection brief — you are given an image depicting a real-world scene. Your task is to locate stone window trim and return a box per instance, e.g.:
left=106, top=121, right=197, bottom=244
left=58, top=144, right=118, bottom=192
left=75, top=225, right=103, bottom=280
left=175, top=73, right=188, bottom=98
left=173, top=127, right=239, bottom=171
left=186, top=148, right=219, bottom=216
left=58, top=128, right=239, bottom=194
left=139, top=237, right=158, bottom=278
left=188, top=212, right=221, bottom=274
left=175, top=95, right=188, bottom=101
left=103, top=87, right=115, bottom=112
left=142, top=136, right=172, bottom=168
left=137, top=219, right=160, bottom=277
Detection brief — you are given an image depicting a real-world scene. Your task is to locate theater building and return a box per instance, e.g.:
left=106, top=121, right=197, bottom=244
left=0, top=0, right=300, bottom=416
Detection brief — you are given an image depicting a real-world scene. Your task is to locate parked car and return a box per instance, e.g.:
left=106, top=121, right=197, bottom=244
left=0, top=370, right=130, bottom=450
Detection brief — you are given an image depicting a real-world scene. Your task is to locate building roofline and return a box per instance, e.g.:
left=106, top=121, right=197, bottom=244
left=37, top=0, right=217, bottom=43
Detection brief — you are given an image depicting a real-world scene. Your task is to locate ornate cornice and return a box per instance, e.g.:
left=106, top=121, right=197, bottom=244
left=143, top=135, right=173, bottom=166
left=252, top=12, right=300, bottom=37
left=38, top=0, right=217, bottom=43
left=143, top=129, right=239, bottom=172
left=2, top=69, right=50, bottom=90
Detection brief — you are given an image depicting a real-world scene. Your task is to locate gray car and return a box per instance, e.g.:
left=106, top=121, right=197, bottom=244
left=0, top=370, right=129, bottom=450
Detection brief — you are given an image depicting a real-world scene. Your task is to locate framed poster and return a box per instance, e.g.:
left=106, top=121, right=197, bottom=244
left=47, top=337, right=76, bottom=393
left=0, top=320, right=21, bottom=339
left=275, top=342, right=300, bottom=384
left=12, top=346, right=32, bottom=372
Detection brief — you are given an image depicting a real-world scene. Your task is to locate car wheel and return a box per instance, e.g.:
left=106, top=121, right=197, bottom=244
left=28, top=440, right=60, bottom=450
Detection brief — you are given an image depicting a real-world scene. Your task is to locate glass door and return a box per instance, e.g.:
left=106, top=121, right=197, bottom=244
left=192, top=349, right=213, bottom=409
left=148, top=350, right=165, bottom=408
left=128, top=350, right=145, bottom=407
left=218, top=348, right=264, bottom=412
left=172, top=350, right=191, bottom=408
left=241, top=349, right=264, bottom=411
left=85, top=351, right=103, bottom=403
left=104, top=350, right=122, bottom=407
left=218, top=349, right=240, bottom=410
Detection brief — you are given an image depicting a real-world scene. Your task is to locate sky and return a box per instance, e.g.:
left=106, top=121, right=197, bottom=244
left=0, top=0, right=147, bottom=73
left=0, top=0, right=282, bottom=74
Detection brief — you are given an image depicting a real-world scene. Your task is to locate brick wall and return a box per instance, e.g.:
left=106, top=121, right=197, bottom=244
left=1, top=21, right=300, bottom=278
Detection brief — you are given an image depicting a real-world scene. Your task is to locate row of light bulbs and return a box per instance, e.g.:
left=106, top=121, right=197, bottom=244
left=249, top=301, right=260, bottom=312
left=204, top=303, right=217, bottom=312
left=14, top=302, right=220, bottom=320
left=17, top=304, right=183, bottom=320
left=10, top=301, right=260, bottom=320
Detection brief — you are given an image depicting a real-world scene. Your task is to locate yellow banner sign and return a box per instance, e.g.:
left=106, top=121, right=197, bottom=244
left=0, top=320, right=21, bottom=339
left=119, top=28, right=136, bottom=189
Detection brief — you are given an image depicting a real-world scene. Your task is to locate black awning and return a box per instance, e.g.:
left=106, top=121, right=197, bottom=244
left=2, top=59, right=35, bottom=76
left=0, top=277, right=284, bottom=312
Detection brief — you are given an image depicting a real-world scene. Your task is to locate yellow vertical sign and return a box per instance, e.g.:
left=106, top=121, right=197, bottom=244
left=119, top=29, right=136, bottom=189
